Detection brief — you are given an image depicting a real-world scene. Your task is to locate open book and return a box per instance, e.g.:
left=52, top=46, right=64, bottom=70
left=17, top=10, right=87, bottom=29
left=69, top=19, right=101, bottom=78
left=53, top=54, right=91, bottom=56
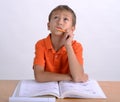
left=12, top=79, right=106, bottom=99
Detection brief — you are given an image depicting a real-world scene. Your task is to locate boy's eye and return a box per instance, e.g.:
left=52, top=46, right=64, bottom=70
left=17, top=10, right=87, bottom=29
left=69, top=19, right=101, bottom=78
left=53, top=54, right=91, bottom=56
left=54, top=16, right=59, bottom=19
left=64, top=18, right=69, bottom=21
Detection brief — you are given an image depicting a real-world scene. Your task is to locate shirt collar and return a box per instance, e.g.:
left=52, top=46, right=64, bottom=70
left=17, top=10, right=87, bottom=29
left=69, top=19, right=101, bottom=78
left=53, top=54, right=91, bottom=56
left=45, top=34, right=53, bottom=50
left=45, top=34, right=66, bottom=53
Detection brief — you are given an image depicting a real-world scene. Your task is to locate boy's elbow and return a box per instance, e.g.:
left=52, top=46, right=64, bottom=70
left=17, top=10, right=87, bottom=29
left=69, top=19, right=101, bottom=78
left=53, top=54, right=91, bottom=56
left=34, top=65, right=45, bottom=82
left=34, top=74, right=40, bottom=82
left=34, top=72, right=44, bottom=82
left=72, top=73, right=88, bottom=82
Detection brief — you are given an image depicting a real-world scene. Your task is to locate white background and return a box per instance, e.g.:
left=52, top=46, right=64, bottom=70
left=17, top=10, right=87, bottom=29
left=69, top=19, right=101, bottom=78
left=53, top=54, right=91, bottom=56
left=0, top=0, right=120, bottom=80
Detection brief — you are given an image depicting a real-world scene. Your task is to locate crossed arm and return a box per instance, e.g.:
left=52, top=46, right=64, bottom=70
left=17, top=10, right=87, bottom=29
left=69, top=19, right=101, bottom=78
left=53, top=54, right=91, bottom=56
left=33, top=44, right=88, bottom=83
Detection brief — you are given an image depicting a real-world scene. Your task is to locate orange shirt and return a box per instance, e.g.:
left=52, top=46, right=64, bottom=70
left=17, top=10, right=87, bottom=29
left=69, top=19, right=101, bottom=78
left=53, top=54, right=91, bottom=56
left=33, top=34, right=83, bottom=74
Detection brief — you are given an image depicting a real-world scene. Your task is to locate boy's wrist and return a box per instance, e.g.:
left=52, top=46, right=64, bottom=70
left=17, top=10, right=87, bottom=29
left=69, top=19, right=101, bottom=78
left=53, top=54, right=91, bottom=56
left=65, top=44, right=73, bottom=52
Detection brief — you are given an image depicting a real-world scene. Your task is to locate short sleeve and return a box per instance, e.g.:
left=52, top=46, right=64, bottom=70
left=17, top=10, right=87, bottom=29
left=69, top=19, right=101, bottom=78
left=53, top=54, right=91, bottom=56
left=72, top=41, right=84, bottom=66
left=33, top=40, right=45, bottom=67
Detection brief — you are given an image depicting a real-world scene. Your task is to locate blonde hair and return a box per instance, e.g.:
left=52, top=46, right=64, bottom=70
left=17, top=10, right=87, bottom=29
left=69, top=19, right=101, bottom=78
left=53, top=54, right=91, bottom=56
left=48, top=5, right=76, bottom=26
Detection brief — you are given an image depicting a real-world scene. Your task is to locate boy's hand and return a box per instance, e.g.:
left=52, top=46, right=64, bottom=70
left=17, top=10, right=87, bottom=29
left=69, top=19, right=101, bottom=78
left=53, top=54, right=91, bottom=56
left=63, top=30, right=74, bottom=47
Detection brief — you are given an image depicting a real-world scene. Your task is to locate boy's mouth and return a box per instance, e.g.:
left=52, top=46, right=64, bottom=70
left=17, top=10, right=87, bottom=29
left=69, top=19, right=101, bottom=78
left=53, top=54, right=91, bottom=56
left=56, top=27, right=65, bottom=33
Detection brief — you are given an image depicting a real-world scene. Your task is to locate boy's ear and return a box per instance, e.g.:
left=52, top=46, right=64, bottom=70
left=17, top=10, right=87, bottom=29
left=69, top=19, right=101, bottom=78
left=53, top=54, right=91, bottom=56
left=71, top=26, right=75, bottom=32
left=47, top=22, right=50, bottom=30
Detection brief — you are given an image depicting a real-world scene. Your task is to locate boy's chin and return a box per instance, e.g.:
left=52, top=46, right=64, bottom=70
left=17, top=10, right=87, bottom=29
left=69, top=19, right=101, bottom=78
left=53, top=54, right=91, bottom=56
left=54, top=32, right=64, bottom=36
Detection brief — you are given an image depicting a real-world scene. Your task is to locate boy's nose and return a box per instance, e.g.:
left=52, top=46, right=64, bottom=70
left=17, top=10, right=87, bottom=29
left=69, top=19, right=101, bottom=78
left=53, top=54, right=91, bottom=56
left=57, top=18, right=63, bottom=25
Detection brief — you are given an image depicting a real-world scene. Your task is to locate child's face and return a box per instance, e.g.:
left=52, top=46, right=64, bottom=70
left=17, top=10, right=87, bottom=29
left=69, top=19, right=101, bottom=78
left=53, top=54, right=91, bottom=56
left=48, top=10, right=75, bottom=35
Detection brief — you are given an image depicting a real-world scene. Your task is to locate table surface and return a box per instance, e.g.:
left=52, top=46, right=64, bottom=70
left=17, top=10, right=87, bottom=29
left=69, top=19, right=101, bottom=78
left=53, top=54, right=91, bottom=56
left=0, top=80, right=120, bottom=102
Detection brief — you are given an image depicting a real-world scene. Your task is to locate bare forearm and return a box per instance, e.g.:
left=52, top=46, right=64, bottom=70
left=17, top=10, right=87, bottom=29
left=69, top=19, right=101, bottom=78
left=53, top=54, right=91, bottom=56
left=66, top=45, right=87, bottom=82
left=35, top=72, right=72, bottom=82
left=34, top=69, right=72, bottom=82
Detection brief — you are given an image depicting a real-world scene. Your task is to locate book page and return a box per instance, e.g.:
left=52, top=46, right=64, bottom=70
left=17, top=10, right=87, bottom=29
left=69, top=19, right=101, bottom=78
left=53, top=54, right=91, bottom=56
left=19, top=80, right=60, bottom=98
left=59, top=79, right=106, bottom=98
left=9, top=97, right=56, bottom=102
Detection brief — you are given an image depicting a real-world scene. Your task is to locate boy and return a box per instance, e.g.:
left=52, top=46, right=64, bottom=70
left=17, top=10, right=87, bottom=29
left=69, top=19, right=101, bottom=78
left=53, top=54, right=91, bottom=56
left=33, top=5, right=88, bottom=82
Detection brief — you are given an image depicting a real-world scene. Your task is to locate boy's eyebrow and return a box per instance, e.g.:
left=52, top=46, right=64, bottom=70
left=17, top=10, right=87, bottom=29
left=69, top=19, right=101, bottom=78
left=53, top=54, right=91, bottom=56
left=52, top=14, right=59, bottom=17
left=52, top=14, right=71, bottom=18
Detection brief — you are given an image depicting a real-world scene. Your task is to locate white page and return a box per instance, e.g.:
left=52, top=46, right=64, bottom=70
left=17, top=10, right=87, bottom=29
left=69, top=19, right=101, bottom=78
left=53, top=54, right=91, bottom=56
left=59, top=79, right=106, bottom=98
left=19, top=80, right=59, bottom=97
left=9, top=97, right=55, bottom=102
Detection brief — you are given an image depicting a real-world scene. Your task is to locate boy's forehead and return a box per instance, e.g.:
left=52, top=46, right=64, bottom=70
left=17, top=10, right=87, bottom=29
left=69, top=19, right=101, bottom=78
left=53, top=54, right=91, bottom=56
left=52, top=10, right=73, bottom=17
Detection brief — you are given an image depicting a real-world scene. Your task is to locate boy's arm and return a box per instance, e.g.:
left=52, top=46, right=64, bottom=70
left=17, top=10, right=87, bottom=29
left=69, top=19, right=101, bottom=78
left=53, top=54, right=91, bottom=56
left=64, top=31, right=88, bottom=82
left=33, top=65, right=72, bottom=82
left=66, top=45, right=88, bottom=82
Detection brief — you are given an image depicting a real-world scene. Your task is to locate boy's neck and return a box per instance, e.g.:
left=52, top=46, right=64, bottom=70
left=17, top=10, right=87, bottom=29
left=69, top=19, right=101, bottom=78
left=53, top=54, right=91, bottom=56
left=50, top=34, right=64, bottom=51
